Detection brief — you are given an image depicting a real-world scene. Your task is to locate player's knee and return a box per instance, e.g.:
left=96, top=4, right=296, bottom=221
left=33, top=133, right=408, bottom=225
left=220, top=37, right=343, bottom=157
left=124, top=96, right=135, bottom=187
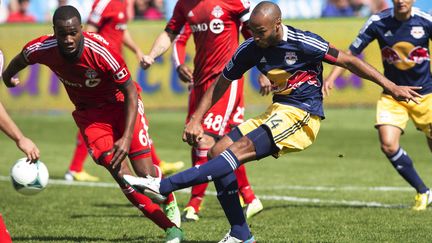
left=96, top=150, right=114, bottom=167
left=380, top=142, right=399, bottom=156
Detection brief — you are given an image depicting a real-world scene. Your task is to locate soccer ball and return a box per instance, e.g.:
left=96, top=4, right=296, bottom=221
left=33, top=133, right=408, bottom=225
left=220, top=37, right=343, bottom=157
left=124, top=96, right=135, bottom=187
left=10, top=158, right=49, bottom=195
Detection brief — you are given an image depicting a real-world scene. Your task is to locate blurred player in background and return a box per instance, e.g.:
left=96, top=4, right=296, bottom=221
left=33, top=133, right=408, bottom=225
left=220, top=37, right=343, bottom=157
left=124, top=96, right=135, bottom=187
left=1, top=6, right=183, bottom=242
left=147, top=0, right=269, bottom=222
left=124, top=2, right=422, bottom=241
left=324, top=0, right=432, bottom=211
left=64, top=0, right=184, bottom=182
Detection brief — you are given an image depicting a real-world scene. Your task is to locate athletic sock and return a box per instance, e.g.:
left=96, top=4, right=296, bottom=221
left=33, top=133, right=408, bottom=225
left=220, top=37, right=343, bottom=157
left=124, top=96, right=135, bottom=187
left=215, top=172, right=250, bottom=241
left=121, top=185, right=176, bottom=230
left=68, top=131, right=88, bottom=172
left=387, top=147, right=428, bottom=193
left=235, top=165, right=256, bottom=204
left=187, top=148, right=209, bottom=212
left=160, top=149, right=240, bottom=195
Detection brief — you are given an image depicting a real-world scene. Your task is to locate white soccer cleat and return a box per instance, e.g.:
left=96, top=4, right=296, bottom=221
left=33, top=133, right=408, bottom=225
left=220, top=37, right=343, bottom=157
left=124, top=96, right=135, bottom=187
left=123, top=174, right=166, bottom=204
left=218, top=231, right=255, bottom=243
left=244, top=198, right=264, bottom=219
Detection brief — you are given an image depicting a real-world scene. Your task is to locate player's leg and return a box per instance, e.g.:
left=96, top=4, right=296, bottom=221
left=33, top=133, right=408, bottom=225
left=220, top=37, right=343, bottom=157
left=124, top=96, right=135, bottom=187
left=376, top=94, right=429, bottom=210
left=0, top=214, right=12, bottom=243
left=210, top=131, right=263, bottom=218
left=128, top=102, right=182, bottom=229
left=64, top=131, right=99, bottom=182
left=73, top=105, right=183, bottom=242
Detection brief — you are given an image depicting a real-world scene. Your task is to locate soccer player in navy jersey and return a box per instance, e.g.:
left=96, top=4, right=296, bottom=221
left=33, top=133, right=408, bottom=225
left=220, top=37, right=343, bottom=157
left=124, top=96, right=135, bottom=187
left=143, top=0, right=266, bottom=221
left=324, top=0, right=432, bottom=211
left=1, top=6, right=183, bottom=242
left=124, top=1, right=421, bottom=242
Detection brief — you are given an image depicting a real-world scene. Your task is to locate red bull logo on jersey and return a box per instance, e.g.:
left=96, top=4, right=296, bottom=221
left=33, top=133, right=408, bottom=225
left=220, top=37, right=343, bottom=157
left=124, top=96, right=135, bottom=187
left=266, top=69, right=320, bottom=95
left=381, top=41, right=430, bottom=70
left=411, top=26, right=425, bottom=39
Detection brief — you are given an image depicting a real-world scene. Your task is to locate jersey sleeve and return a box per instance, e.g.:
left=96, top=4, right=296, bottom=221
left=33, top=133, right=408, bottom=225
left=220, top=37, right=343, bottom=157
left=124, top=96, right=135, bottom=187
left=87, top=0, right=110, bottom=28
left=172, top=24, right=192, bottom=68
left=88, top=36, right=131, bottom=85
left=232, top=0, right=251, bottom=23
left=295, top=29, right=330, bottom=63
left=165, top=0, right=187, bottom=35
left=349, top=15, right=378, bottom=55
left=222, top=38, right=257, bottom=81
left=22, top=36, right=52, bottom=65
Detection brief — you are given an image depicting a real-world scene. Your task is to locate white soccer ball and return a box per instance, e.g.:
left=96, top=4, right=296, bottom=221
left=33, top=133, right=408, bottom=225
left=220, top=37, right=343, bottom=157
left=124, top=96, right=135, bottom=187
left=10, top=158, right=49, bottom=195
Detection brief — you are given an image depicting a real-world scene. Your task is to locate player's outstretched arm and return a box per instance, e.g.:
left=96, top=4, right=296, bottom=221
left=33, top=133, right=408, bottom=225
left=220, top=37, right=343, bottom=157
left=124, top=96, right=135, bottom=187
left=183, top=75, right=232, bottom=146
left=2, top=53, right=28, bottom=88
left=0, top=102, right=39, bottom=162
left=333, top=50, right=422, bottom=103
left=141, top=31, right=177, bottom=70
left=123, top=29, right=144, bottom=62
left=111, top=79, right=138, bottom=168
left=323, top=50, right=351, bottom=97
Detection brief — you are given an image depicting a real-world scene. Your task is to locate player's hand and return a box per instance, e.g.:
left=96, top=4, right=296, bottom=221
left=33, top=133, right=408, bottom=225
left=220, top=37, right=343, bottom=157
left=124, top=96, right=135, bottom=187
left=111, top=137, right=131, bottom=169
left=140, top=55, right=154, bottom=70
left=322, top=79, right=334, bottom=97
left=176, top=64, right=193, bottom=83
left=258, top=74, right=272, bottom=96
left=183, top=119, right=204, bottom=147
left=4, top=77, right=20, bottom=87
left=16, top=137, right=40, bottom=163
left=388, top=85, right=423, bottom=104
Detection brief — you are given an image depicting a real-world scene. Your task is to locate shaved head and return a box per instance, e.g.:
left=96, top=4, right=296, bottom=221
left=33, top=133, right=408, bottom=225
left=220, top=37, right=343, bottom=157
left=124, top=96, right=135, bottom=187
left=248, top=1, right=283, bottom=48
left=250, top=1, right=281, bottom=25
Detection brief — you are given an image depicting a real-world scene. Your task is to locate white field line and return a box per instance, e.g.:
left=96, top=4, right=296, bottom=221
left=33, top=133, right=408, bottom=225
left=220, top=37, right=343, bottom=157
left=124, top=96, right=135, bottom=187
left=0, top=175, right=407, bottom=208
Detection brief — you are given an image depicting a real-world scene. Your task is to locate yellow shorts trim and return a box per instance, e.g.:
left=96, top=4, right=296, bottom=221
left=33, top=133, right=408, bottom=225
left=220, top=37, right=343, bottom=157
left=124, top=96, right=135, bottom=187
left=237, top=103, right=321, bottom=158
left=376, top=93, right=432, bottom=138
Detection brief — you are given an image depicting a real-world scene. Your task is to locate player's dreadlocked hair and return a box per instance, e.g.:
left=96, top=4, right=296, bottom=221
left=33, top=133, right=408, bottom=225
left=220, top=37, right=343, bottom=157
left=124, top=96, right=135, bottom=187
left=53, top=5, right=82, bottom=24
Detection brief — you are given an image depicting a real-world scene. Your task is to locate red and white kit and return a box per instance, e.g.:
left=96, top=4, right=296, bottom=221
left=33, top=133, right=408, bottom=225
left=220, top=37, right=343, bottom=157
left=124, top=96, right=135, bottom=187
left=169, top=0, right=251, bottom=136
left=88, top=0, right=128, bottom=55
left=22, top=32, right=151, bottom=164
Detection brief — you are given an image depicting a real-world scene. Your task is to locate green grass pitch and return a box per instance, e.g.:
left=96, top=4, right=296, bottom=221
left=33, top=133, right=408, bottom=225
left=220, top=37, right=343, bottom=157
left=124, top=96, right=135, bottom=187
left=1, top=108, right=432, bottom=242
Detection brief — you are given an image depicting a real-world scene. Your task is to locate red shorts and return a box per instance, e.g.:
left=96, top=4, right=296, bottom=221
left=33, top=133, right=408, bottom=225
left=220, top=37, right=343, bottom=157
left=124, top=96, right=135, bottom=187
left=187, top=77, right=244, bottom=137
left=72, top=99, right=152, bottom=167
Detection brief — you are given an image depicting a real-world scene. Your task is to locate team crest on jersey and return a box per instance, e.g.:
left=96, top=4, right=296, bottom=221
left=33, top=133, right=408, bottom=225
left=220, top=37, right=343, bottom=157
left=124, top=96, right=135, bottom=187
left=212, top=5, right=224, bottom=18
left=210, top=19, right=224, bottom=34
left=411, top=26, right=425, bottom=39
left=85, top=69, right=101, bottom=87
left=285, top=52, right=297, bottom=65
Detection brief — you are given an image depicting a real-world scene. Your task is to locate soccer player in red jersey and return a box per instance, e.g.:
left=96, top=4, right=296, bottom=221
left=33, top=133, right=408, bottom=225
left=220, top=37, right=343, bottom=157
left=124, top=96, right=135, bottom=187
left=145, top=0, right=268, bottom=222
left=65, top=0, right=184, bottom=182
left=1, top=6, right=183, bottom=242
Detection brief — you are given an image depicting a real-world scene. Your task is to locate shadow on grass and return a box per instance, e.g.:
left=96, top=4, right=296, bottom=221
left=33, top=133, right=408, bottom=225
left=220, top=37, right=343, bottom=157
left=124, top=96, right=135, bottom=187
left=257, top=203, right=407, bottom=211
left=12, top=236, right=214, bottom=243
left=12, top=235, right=154, bottom=242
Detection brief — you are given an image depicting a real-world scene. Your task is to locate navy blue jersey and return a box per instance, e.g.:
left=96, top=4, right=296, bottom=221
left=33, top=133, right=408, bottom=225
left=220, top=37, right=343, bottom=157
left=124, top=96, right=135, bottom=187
left=350, top=8, right=432, bottom=95
left=223, top=25, right=333, bottom=118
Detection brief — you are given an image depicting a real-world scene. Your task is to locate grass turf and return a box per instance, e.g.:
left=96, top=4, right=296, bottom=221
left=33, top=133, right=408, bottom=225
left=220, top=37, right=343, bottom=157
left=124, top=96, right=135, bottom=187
left=1, top=108, right=432, bottom=242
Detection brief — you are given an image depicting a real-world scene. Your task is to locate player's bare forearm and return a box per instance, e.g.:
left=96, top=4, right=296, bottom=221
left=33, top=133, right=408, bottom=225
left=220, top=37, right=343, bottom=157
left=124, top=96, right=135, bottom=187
left=148, top=31, right=177, bottom=59
left=0, top=102, right=24, bottom=142
left=123, top=29, right=141, bottom=55
left=111, top=80, right=138, bottom=168
left=2, top=53, right=28, bottom=87
left=121, top=80, right=138, bottom=141
left=336, top=52, right=421, bottom=102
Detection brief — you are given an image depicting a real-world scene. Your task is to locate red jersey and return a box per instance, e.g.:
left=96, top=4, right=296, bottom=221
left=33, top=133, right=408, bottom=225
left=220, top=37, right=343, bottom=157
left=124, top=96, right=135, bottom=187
left=87, top=0, right=128, bottom=54
left=22, top=32, right=132, bottom=110
left=166, top=0, right=250, bottom=86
